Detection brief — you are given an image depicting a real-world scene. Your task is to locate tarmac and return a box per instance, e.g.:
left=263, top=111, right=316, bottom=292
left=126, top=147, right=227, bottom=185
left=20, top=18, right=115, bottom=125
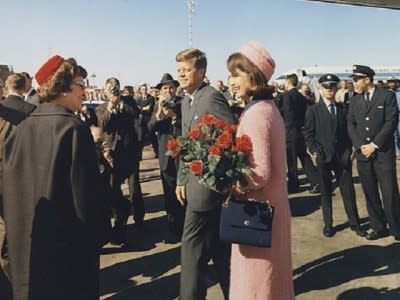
left=1, top=146, right=400, bottom=299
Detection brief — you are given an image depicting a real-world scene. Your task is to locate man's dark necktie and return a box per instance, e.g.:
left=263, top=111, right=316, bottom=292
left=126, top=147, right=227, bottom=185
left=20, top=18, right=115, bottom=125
left=329, top=103, right=335, bottom=117
left=365, top=92, right=370, bottom=102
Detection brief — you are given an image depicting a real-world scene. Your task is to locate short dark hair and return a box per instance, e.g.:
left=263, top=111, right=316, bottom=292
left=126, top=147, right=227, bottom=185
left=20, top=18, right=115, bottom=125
left=286, top=74, right=298, bottom=86
left=227, top=52, right=273, bottom=99
left=105, top=77, right=120, bottom=87
left=6, top=73, right=26, bottom=92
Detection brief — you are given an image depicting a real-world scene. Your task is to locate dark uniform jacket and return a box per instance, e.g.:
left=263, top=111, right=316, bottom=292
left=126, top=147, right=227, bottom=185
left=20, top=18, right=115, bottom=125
left=347, top=88, right=398, bottom=161
left=303, top=101, right=352, bottom=165
left=280, top=88, right=308, bottom=142
left=3, top=103, right=109, bottom=300
left=178, top=83, right=235, bottom=211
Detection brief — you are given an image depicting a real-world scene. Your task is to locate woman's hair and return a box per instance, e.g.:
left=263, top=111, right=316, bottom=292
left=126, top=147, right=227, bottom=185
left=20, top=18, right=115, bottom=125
left=227, top=52, right=273, bottom=99
left=38, top=58, right=87, bottom=102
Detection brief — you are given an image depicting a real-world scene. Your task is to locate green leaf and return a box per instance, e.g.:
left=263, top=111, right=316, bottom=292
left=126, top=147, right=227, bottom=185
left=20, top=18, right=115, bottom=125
left=206, top=175, right=216, bottom=186
left=225, top=169, right=234, bottom=178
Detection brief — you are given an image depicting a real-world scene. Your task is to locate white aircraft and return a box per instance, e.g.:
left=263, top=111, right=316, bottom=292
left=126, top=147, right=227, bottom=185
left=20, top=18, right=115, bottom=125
left=273, top=65, right=400, bottom=87
left=303, top=0, right=400, bottom=10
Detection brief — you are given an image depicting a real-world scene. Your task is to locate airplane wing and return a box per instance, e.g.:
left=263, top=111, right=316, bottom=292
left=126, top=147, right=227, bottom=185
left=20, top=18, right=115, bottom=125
left=304, top=0, right=400, bottom=10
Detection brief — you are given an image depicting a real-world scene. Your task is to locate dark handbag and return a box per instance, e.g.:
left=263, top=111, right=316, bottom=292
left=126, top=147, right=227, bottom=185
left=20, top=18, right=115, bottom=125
left=219, top=195, right=274, bottom=247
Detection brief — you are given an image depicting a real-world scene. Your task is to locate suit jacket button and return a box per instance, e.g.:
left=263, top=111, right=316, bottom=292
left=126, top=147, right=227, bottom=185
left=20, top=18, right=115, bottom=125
left=366, top=127, right=369, bottom=131
left=366, top=137, right=371, bottom=141
left=366, top=117, right=369, bottom=120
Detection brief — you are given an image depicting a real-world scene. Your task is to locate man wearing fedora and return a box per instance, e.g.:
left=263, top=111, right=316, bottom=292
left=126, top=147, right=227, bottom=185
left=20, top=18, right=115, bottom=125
left=303, top=74, right=365, bottom=238
left=347, top=65, right=400, bottom=241
left=148, top=73, right=185, bottom=241
left=175, top=48, right=234, bottom=300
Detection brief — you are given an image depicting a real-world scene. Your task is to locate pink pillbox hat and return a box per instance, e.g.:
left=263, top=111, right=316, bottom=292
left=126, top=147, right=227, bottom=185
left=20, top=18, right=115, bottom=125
left=239, top=41, right=275, bottom=81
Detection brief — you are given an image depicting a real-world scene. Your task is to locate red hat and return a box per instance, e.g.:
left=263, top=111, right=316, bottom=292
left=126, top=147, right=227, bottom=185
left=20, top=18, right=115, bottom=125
left=35, top=55, right=65, bottom=86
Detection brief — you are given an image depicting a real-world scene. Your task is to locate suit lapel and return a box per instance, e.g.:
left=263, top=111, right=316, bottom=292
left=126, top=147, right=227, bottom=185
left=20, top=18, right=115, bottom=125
left=366, top=89, right=380, bottom=114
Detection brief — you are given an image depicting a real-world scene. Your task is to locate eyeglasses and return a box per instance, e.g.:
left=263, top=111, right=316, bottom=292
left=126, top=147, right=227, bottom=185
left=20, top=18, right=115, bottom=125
left=73, top=79, right=86, bottom=87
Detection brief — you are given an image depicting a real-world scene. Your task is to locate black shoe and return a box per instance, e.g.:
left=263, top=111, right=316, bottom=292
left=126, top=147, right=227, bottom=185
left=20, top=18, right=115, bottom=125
left=350, top=226, right=367, bottom=237
left=309, top=184, right=320, bottom=194
left=323, top=225, right=335, bottom=237
left=366, top=229, right=389, bottom=240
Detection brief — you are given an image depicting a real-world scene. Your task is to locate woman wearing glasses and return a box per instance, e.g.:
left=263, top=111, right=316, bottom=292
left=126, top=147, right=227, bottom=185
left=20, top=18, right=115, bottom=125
left=2, top=55, right=110, bottom=300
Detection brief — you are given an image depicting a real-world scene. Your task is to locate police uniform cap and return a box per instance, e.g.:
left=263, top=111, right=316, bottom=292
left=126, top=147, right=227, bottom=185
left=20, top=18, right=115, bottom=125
left=350, top=65, right=375, bottom=78
left=319, top=74, right=340, bottom=87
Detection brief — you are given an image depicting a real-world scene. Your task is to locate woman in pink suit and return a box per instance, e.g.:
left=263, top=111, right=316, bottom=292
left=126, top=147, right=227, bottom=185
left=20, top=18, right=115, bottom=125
left=227, top=41, right=294, bottom=300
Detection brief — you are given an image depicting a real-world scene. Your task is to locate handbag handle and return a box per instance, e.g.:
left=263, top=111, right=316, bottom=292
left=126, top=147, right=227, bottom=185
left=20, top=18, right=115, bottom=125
left=222, top=186, right=273, bottom=213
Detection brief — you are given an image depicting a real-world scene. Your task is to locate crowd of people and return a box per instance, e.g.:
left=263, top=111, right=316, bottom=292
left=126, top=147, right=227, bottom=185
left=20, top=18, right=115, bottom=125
left=0, top=41, right=400, bottom=300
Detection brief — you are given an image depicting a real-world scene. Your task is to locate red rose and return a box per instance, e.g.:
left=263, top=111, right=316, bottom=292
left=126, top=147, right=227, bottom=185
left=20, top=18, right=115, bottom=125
left=228, top=124, right=238, bottom=133
left=208, top=145, right=222, bottom=156
left=167, top=138, right=178, bottom=151
left=202, top=114, right=215, bottom=125
left=216, top=131, right=233, bottom=149
left=190, top=160, right=203, bottom=176
left=236, top=135, right=253, bottom=153
left=214, top=119, right=228, bottom=129
left=188, top=127, right=201, bottom=139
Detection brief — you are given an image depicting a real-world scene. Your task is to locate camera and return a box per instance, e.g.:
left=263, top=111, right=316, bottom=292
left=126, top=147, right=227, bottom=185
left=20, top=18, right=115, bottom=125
left=161, top=96, right=181, bottom=111
left=110, top=85, right=120, bottom=96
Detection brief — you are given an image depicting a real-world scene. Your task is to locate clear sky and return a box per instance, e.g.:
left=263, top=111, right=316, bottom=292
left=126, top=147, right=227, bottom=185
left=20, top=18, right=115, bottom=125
left=1, top=0, right=399, bottom=88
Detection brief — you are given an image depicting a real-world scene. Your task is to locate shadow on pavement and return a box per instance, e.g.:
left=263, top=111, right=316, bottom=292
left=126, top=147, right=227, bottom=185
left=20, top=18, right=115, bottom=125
left=336, top=286, right=400, bottom=299
left=289, top=195, right=321, bottom=217
left=293, top=243, right=400, bottom=297
left=100, top=246, right=181, bottom=298
left=142, top=194, right=165, bottom=214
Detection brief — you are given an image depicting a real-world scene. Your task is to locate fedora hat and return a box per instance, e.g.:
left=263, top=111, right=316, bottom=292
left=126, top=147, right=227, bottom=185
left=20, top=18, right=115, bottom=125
left=156, top=73, right=179, bottom=90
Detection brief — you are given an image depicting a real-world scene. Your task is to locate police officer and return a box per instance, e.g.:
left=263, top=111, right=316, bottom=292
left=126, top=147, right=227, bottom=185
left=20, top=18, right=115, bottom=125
left=347, top=65, right=400, bottom=240
left=303, top=74, right=365, bottom=238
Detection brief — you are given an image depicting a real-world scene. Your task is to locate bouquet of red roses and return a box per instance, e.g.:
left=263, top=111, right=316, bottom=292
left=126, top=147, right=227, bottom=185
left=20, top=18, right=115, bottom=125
left=166, top=114, right=254, bottom=192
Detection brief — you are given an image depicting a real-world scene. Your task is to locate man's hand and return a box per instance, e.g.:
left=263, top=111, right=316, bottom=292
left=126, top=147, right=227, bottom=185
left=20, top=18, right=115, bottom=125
left=311, top=152, right=318, bottom=167
left=107, top=95, right=119, bottom=111
left=361, top=143, right=377, bottom=158
left=175, top=185, right=186, bottom=206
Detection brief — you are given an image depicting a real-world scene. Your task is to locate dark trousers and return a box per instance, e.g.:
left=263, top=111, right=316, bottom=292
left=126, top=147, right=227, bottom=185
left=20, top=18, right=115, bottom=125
left=357, top=158, right=400, bottom=236
left=160, top=171, right=185, bottom=236
left=317, top=157, right=360, bottom=227
left=180, top=208, right=231, bottom=300
left=127, top=160, right=145, bottom=224
left=287, top=138, right=319, bottom=189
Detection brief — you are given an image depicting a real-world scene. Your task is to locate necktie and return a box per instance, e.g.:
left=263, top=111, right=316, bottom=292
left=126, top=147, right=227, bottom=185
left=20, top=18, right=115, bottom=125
left=365, top=92, right=370, bottom=102
left=329, top=103, right=335, bottom=117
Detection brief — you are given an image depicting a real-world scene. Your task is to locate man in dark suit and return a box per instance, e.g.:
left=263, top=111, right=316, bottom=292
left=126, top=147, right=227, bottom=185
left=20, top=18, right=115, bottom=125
left=21, top=72, right=40, bottom=106
left=175, top=48, right=234, bottom=300
left=136, top=84, right=158, bottom=158
left=281, top=73, right=319, bottom=193
left=343, top=81, right=358, bottom=112
left=348, top=65, right=400, bottom=241
left=303, top=74, right=365, bottom=238
left=148, top=73, right=185, bottom=241
left=96, top=77, right=143, bottom=244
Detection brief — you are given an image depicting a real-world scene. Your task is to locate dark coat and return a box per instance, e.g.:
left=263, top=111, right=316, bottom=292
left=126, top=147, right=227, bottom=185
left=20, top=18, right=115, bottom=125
left=177, top=83, right=235, bottom=211
left=280, top=88, right=308, bottom=142
left=0, top=95, right=35, bottom=214
left=303, top=101, right=352, bottom=165
left=347, top=88, right=398, bottom=161
left=3, top=103, right=110, bottom=300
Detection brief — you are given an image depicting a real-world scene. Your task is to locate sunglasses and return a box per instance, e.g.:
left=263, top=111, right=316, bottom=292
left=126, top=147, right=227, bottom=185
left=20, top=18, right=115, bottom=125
left=73, top=79, right=86, bottom=87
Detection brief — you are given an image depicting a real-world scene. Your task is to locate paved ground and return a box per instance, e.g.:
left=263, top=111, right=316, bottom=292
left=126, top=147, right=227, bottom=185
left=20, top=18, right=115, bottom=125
left=1, top=146, right=400, bottom=299
left=98, top=147, right=400, bottom=299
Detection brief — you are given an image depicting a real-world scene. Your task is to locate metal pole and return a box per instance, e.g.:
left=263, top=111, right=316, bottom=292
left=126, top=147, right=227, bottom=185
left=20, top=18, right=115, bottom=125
left=187, top=0, right=196, bottom=47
